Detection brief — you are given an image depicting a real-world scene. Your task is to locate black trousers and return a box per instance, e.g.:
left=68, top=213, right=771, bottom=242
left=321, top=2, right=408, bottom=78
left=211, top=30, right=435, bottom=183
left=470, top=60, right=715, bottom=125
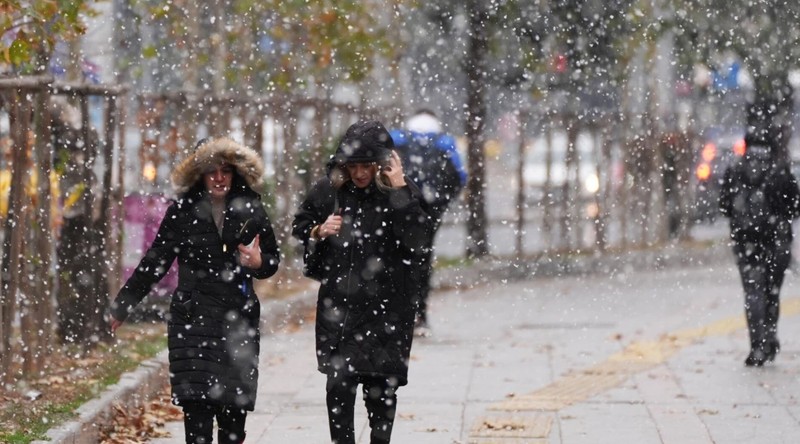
left=182, top=402, right=247, bottom=444
left=734, top=242, right=791, bottom=352
left=326, top=373, right=398, bottom=444
left=416, top=214, right=443, bottom=323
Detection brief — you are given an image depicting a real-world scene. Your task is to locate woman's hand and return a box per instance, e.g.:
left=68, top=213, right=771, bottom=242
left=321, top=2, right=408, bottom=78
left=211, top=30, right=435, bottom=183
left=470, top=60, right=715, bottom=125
left=318, top=213, right=343, bottom=239
left=238, top=234, right=262, bottom=268
left=382, top=150, right=407, bottom=188
left=110, top=316, right=123, bottom=334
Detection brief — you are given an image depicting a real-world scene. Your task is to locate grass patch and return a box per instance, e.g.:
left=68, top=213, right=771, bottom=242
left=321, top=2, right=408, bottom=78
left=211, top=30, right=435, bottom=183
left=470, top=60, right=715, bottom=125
left=0, top=323, right=167, bottom=444
left=434, top=255, right=475, bottom=270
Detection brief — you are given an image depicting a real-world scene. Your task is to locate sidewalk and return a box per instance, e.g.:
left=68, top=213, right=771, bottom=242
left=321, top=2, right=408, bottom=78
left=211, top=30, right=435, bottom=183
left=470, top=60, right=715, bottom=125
left=146, top=248, right=800, bottom=443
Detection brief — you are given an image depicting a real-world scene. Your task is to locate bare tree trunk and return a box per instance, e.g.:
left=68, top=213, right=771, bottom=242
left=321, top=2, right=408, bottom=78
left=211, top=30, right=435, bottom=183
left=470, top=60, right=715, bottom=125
left=515, top=109, right=528, bottom=258
left=81, top=93, right=104, bottom=343
left=33, top=86, right=54, bottom=372
left=627, top=138, right=640, bottom=246
left=208, top=0, right=227, bottom=135
left=1, top=89, right=30, bottom=381
left=20, top=213, right=35, bottom=375
left=617, top=140, right=631, bottom=249
left=115, top=94, right=128, bottom=286
left=96, top=96, right=117, bottom=340
left=253, top=112, right=264, bottom=165
left=594, top=126, right=609, bottom=252
left=675, top=132, right=694, bottom=241
left=543, top=121, right=554, bottom=250
left=17, top=98, right=36, bottom=375
left=181, top=1, right=200, bottom=150
left=464, top=1, right=489, bottom=258
left=275, top=108, right=299, bottom=254
left=58, top=93, right=104, bottom=346
left=309, top=97, right=329, bottom=183
left=562, top=115, right=579, bottom=250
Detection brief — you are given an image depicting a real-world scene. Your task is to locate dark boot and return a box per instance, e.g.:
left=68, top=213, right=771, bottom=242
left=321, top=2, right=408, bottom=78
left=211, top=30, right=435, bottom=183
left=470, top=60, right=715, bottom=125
left=745, top=348, right=767, bottom=367
left=765, top=338, right=780, bottom=362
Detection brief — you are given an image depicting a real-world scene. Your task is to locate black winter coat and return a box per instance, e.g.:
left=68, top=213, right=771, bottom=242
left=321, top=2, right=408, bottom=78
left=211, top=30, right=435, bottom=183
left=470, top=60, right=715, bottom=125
left=111, top=183, right=280, bottom=410
left=292, top=179, right=430, bottom=386
left=719, top=162, right=800, bottom=264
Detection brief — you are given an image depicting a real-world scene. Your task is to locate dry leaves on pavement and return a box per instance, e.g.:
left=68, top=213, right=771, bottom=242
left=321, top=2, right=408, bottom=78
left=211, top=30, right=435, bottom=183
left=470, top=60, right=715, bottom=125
left=100, top=386, right=183, bottom=444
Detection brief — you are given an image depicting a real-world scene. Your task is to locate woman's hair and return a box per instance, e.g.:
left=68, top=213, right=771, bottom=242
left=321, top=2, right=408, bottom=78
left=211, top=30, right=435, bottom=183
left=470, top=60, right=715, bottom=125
left=376, top=159, right=393, bottom=192
left=330, top=160, right=392, bottom=192
left=182, top=165, right=248, bottom=199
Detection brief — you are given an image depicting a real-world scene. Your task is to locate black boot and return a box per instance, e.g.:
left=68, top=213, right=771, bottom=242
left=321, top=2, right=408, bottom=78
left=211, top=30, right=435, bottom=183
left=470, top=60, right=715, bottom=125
left=765, top=339, right=780, bottom=362
left=745, top=348, right=767, bottom=367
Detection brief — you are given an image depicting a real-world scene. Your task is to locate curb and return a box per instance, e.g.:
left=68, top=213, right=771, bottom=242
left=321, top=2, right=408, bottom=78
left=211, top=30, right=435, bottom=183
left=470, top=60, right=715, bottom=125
left=32, top=350, right=169, bottom=444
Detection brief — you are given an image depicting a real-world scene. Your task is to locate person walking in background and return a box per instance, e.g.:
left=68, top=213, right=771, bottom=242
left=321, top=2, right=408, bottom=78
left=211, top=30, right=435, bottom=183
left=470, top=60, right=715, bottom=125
left=292, top=120, right=431, bottom=444
left=110, top=137, right=280, bottom=443
left=390, top=109, right=466, bottom=337
left=719, top=129, right=800, bottom=367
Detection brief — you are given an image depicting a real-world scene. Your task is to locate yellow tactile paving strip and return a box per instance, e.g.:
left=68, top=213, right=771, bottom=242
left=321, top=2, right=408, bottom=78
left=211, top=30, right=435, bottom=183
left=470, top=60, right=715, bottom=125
left=467, top=297, right=800, bottom=441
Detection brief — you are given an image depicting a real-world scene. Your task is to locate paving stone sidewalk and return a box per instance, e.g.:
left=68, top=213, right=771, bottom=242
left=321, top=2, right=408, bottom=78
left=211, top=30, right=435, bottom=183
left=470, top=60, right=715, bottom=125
left=146, top=247, right=800, bottom=444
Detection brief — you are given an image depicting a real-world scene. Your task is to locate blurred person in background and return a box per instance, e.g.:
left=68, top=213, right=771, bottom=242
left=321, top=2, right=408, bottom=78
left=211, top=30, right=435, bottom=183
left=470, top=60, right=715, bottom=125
left=110, top=137, right=280, bottom=444
left=293, top=120, right=431, bottom=444
left=390, top=109, right=466, bottom=337
left=719, top=129, right=800, bottom=367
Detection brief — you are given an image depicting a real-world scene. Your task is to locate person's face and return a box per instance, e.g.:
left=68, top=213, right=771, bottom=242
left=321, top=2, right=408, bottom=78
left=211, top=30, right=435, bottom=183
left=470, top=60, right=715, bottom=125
left=346, top=162, right=377, bottom=188
left=203, top=164, right=234, bottom=199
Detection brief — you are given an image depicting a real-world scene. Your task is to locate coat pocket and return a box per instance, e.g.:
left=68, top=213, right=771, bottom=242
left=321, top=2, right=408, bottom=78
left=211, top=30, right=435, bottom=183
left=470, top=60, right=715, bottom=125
left=170, top=290, right=194, bottom=322
left=303, top=240, right=330, bottom=282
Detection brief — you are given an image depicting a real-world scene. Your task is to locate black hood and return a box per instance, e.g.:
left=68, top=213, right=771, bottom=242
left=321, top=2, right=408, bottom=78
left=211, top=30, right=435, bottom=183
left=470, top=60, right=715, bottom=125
left=331, top=120, right=393, bottom=167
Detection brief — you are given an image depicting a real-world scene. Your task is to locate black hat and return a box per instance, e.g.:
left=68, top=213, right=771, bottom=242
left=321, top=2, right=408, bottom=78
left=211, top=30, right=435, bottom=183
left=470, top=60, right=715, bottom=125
left=334, top=120, right=394, bottom=164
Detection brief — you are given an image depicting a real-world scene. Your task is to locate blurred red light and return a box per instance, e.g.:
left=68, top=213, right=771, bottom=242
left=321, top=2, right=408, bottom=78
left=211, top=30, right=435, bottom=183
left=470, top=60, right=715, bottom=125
left=733, top=138, right=746, bottom=156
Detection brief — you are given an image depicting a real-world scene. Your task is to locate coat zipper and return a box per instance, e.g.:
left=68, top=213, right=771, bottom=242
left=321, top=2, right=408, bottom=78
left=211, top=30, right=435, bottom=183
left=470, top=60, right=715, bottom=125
left=339, top=198, right=361, bottom=342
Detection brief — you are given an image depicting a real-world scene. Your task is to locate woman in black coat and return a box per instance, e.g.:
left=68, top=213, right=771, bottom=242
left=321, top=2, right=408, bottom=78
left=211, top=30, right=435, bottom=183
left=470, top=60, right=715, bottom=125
left=110, top=137, right=280, bottom=444
left=719, top=133, right=800, bottom=367
left=292, top=120, right=430, bottom=444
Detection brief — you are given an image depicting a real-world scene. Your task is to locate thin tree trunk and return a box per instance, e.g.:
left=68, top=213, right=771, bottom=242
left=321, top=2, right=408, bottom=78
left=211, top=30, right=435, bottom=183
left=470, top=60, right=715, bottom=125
left=562, top=115, right=579, bottom=250
left=17, top=98, right=36, bottom=375
left=96, top=96, right=117, bottom=341
left=115, top=94, right=127, bottom=286
left=276, top=108, right=298, bottom=253
left=209, top=0, right=227, bottom=134
left=20, top=210, right=35, bottom=375
left=594, top=127, right=609, bottom=252
left=543, top=120, right=554, bottom=250
left=464, top=1, right=489, bottom=258
left=33, top=86, right=54, bottom=372
left=515, top=109, right=528, bottom=258
left=1, top=89, right=30, bottom=381
left=78, top=92, right=103, bottom=345
left=309, top=97, right=328, bottom=184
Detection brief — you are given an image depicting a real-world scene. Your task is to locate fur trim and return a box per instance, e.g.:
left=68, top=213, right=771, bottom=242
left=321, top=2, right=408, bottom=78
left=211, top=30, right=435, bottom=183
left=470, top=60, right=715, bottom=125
left=171, top=137, right=264, bottom=194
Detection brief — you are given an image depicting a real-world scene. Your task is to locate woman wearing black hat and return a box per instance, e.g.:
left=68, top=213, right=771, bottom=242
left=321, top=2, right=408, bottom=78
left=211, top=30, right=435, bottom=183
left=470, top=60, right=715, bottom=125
left=292, top=120, right=431, bottom=443
left=110, top=137, right=280, bottom=443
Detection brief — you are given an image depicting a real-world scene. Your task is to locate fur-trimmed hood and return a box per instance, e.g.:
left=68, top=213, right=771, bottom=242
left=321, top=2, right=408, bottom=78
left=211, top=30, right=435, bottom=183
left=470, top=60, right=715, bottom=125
left=171, top=137, right=264, bottom=195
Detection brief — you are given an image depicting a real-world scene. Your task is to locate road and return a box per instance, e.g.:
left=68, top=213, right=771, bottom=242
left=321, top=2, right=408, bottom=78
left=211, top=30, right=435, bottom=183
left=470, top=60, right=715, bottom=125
left=149, top=251, right=800, bottom=443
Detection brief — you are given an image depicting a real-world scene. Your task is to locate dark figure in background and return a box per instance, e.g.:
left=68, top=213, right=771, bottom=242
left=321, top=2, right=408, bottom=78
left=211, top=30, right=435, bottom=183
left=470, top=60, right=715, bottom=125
left=292, top=120, right=431, bottom=444
left=390, top=110, right=466, bottom=337
left=110, top=138, right=280, bottom=443
left=719, top=132, right=800, bottom=367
